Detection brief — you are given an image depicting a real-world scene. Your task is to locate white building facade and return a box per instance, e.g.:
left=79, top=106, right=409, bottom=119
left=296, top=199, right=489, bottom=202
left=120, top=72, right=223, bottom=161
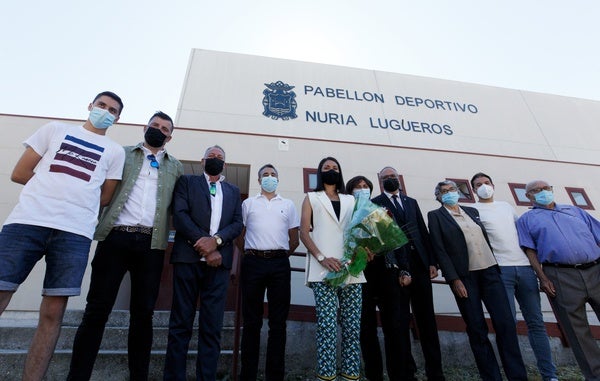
left=2, top=49, right=599, bottom=316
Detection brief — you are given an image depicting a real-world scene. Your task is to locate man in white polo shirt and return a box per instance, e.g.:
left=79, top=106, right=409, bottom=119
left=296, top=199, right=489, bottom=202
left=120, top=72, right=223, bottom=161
left=239, top=163, right=300, bottom=381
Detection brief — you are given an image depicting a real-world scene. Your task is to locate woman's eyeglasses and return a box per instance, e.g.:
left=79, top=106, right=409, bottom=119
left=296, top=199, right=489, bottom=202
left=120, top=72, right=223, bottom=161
left=439, top=187, right=457, bottom=195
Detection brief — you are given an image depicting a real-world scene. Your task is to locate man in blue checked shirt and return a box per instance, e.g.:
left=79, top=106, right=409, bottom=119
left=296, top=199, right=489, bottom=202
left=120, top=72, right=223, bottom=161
left=517, top=179, right=600, bottom=381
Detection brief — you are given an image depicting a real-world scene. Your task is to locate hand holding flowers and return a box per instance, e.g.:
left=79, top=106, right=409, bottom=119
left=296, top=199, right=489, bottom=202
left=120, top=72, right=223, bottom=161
left=324, top=193, right=409, bottom=287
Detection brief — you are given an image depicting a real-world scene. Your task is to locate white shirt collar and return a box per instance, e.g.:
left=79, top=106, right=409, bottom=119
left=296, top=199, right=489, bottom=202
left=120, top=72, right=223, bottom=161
left=204, top=173, right=225, bottom=183
left=384, top=190, right=399, bottom=199
left=141, top=144, right=165, bottom=157
left=256, top=192, right=282, bottom=200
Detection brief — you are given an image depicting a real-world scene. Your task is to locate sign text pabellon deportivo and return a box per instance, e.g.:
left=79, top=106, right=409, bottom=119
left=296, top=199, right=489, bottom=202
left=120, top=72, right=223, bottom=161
left=302, top=85, right=480, bottom=136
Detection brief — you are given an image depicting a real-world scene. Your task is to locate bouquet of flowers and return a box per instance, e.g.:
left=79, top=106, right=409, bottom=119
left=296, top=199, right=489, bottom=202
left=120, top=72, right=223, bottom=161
left=324, top=193, right=409, bottom=287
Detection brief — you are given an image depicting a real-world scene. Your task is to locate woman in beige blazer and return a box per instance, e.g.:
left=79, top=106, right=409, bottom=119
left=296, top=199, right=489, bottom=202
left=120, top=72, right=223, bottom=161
left=300, top=157, right=366, bottom=381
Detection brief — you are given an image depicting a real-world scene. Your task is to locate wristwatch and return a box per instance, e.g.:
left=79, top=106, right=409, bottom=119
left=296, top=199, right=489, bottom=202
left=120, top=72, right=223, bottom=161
left=317, top=254, right=326, bottom=262
left=214, top=235, right=223, bottom=247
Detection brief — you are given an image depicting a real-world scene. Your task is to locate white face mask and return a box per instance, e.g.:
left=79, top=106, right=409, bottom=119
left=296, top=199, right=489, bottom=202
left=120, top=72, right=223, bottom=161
left=88, top=106, right=116, bottom=129
left=476, top=184, right=494, bottom=199
left=352, top=188, right=371, bottom=199
left=261, top=176, right=278, bottom=193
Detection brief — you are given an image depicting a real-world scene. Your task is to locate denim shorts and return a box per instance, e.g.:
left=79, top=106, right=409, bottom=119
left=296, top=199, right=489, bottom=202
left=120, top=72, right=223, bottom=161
left=0, top=223, right=91, bottom=296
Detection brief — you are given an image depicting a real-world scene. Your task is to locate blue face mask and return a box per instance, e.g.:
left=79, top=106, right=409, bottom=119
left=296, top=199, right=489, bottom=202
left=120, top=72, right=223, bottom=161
left=261, top=176, right=278, bottom=193
left=441, top=191, right=460, bottom=206
left=534, top=190, right=554, bottom=206
left=89, top=107, right=116, bottom=129
left=353, top=188, right=371, bottom=200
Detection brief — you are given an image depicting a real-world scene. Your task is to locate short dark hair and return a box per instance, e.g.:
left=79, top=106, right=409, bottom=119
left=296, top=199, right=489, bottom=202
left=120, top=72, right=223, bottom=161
left=149, top=111, right=174, bottom=132
left=258, top=163, right=277, bottom=178
left=345, top=175, right=373, bottom=195
left=315, top=156, right=345, bottom=193
left=93, top=91, right=124, bottom=115
left=470, top=172, right=493, bottom=189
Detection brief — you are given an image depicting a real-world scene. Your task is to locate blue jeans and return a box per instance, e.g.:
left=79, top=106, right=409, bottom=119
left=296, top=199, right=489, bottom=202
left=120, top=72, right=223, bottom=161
left=500, top=265, right=557, bottom=381
left=0, top=224, right=91, bottom=296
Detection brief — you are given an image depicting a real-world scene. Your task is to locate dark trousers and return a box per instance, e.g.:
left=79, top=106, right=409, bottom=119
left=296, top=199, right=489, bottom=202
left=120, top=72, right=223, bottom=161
left=360, top=256, right=414, bottom=381
left=163, top=262, right=230, bottom=381
left=407, top=258, right=445, bottom=381
left=543, top=265, right=600, bottom=380
left=67, top=230, right=165, bottom=381
left=455, top=266, right=527, bottom=381
left=239, top=254, right=291, bottom=381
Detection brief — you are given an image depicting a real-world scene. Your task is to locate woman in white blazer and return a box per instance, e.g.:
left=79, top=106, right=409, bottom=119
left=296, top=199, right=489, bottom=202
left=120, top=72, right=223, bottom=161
left=300, top=157, right=366, bottom=381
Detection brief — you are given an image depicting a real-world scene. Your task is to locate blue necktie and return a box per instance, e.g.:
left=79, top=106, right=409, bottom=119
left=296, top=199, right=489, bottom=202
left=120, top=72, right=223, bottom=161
left=209, top=182, right=216, bottom=197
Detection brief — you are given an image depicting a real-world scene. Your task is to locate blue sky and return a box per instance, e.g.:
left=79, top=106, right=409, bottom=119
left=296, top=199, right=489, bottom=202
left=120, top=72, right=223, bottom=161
left=2, top=1, right=599, bottom=124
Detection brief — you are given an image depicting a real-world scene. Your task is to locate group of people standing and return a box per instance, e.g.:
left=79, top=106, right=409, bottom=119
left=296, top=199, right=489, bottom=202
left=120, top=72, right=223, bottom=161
left=301, top=160, right=445, bottom=381
left=0, top=90, right=599, bottom=381
left=430, top=175, right=600, bottom=381
left=303, top=162, right=600, bottom=381
left=0, top=91, right=244, bottom=381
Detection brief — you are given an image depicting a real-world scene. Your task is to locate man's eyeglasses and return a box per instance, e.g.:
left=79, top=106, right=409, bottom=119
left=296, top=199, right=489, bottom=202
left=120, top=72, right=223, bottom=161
left=528, top=186, right=552, bottom=194
left=439, top=187, right=457, bottom=195
left=147, top=154, right=159, bottom=169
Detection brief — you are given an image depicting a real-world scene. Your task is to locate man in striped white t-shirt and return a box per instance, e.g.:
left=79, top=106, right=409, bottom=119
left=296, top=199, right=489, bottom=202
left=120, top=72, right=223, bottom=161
left=0, top=91, right=126, bottom=381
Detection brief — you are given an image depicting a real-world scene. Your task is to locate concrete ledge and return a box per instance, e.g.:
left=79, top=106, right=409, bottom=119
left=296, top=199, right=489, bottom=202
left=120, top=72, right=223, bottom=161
left=0, top=350, right=234, bottom=381
left=0, top=310, right=591, bottom=380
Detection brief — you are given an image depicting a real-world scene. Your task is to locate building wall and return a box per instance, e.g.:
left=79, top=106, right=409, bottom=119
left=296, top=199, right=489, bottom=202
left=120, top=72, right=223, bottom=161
left=2, top=49, right=599, bottom=314
left=2, top=113, right=599, bottom=315
left=177, top=49, right=600, bottom=165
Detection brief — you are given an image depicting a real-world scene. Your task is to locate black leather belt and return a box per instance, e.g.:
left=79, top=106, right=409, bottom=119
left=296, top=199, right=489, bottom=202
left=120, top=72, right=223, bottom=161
left=245, top=249, right=288, bottom=258
left=543, top=258, right=600, bottom=270
left=113, top=225, right=153, bottom=235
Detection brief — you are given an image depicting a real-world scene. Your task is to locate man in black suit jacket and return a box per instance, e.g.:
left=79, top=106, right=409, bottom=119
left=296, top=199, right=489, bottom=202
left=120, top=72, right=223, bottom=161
left=163, top=145, right=243, bottom=381
left=362, top=166, right=445, bottom=381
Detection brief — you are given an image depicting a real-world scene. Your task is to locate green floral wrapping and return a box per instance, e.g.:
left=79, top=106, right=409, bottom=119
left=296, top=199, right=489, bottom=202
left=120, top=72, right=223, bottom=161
left=324, top=195, right=409, bottom=287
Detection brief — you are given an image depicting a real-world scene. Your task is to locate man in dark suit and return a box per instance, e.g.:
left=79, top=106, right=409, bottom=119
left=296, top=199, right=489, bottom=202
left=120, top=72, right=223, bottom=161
left=363, top=166, right=445, bottom=381
left=163, top=145, right=243, bottom=381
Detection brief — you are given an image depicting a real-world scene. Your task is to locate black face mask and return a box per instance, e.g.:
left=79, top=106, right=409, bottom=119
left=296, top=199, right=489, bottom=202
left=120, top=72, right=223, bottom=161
left=321, top=169, right=340, bottom=185
left=144, top=127, right=168, bottom=148
left=204, top=157, right=225, bottom=176
left=383, top=177, right=400, bottom=192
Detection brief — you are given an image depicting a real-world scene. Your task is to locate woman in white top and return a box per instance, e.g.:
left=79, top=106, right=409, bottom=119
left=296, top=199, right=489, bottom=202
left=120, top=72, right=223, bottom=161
left=300, top=157, right=366, bottom=381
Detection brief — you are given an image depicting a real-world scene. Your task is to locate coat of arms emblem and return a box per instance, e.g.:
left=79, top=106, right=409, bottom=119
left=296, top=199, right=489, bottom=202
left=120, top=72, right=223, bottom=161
left=262, top=81, right=297, bottom=120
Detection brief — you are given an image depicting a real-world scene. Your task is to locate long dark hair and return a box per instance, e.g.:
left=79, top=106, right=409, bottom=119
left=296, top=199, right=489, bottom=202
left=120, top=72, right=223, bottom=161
left=314, top=156, right=345, bottom=193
